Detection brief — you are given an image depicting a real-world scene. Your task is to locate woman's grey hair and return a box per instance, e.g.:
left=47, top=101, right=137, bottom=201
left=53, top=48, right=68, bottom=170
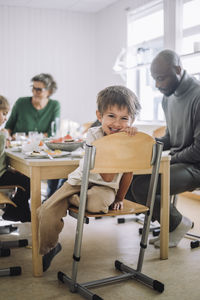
left=97, top=85, right=141, bottom=121
left=0, top=95, right=10, bottom=111
left=31, top=73, right=57, bottom=96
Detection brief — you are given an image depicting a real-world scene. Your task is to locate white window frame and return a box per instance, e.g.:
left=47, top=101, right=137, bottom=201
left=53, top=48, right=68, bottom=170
left=123, top=0, right=200, bottom=124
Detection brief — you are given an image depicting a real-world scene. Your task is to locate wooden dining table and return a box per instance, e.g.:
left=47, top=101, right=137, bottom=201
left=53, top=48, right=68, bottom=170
left=5, top=149, right=170, bottom=277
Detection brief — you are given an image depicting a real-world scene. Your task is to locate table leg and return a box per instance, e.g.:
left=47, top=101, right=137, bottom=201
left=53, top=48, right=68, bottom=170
left=160, top=161, right=170, bottom=259
left=30, top=167, right=43, bottom=276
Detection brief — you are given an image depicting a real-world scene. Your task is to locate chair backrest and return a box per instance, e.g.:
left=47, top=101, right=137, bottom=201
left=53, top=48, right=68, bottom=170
left=0, top=185, right=24, bottom=208
left=90, top=131, right=156, bottom=174
left=82, top=122, right=94, bottom=134
left=153, top=126, right=166, bottom=138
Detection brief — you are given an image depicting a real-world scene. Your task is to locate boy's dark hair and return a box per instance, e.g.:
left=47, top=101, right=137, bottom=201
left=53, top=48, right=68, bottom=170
left=97, top=85, right=141, bottom=121
left=0, top=95, right=10, bottom=111
left=31, top=73, right=57, bottom=96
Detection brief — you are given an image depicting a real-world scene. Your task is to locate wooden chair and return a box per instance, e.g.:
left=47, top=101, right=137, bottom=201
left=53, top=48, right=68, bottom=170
left=152, top=125, right=166, bottom=138
left=82, top=122, right=94, bottom=134
left=57, top=131, right=164, bottom=299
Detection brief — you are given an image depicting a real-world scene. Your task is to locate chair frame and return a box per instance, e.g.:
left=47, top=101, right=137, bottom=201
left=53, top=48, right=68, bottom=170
left=0, top=185, right=28, bottom=277
left=57, top=132, right=164, bottom=299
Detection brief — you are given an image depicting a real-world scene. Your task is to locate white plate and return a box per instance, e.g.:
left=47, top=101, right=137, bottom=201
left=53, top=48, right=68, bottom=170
left=11, top=146, right=22, bottom=152
left=24, top=151, right=70, bottom=159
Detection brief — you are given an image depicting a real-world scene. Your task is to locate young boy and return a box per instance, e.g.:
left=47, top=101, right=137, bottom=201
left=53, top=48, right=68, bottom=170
left=38, top=85, right=141, bottom=271
left=0, top=95, right=30, bottom=222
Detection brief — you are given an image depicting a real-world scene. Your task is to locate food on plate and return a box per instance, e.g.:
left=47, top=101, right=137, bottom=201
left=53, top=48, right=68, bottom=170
left=29, top=149, right=62, bottom=157
left=45, top=149, right=62, bottom=155
left=39, top=140, right=44, bottom=146
left=50, top=134, right=73, bottom=143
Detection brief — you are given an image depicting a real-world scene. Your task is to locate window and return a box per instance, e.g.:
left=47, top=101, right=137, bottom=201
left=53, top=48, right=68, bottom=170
left=113, top=0, right=200, bottom=123
left=126, top=2, right=164, bottom=122
left=126, top=0, right=200, bottom=122
left=182, top=0, right=200, bottom=78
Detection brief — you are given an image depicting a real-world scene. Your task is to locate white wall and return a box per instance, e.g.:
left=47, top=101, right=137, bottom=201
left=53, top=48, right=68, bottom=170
left=0, top=6, right=97, bottom=124
left=95, top=0, right=151, bottom=92
left=0, top=0, right=155, bottom=127
left=95, top=0, right=162, bottom=133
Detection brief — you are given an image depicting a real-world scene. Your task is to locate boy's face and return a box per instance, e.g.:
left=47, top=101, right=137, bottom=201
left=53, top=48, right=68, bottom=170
left=0, top=109, right=9, bottom=126
left=96, top=105, right=132, bottom=135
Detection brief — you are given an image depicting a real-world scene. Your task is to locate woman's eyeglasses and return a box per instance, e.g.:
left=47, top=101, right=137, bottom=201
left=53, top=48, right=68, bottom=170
left=31, top=85, right=47, bottom=93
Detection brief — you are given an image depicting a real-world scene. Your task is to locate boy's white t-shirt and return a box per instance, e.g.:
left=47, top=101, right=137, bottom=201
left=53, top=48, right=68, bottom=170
left=67, top=126, right=123, bottom=190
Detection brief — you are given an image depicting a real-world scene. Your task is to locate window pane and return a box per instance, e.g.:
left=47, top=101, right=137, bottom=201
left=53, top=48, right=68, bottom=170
left=182, top=33, right=200, bottom=54
left=128, top=10, right=163, bottom=46
left=182, top=55, right=200, bottom=75
left=183, top=0, right=200, bottom=29
left=127, top=66, right=164, bottom=122
left=127, top=5, right=164, bottom=122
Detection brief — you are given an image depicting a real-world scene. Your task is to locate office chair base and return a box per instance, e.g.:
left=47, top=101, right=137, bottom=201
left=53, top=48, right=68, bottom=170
left=0, top=266, right=21, bottom=277
left=191, top=240, right=200, bottom=248
left=58, top=260, right=164, bottom=300
left=0, top=225, right=18, bottom=235
left=0, top=248, right=10, bottom=257
left=0, top=239, right=28, bottom=248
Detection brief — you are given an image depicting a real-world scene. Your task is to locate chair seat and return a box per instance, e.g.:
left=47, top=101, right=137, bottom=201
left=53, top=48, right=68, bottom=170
left=0, top=192, right=17, bottom=207
left=69, top=199, right=149, bottom=218
left=0, top=185, right=25, bottom=192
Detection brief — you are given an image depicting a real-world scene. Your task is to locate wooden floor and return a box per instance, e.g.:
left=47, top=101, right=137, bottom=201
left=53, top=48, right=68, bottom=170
left=0, top=194, right=200, bottom=300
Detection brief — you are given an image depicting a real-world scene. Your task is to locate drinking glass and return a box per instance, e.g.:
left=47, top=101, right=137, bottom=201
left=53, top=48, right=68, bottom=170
left=15, top=132, right=26, bottom=142
left=28, top=131, right=38, bottom=139
left=51, top=117, right=60, bottom=137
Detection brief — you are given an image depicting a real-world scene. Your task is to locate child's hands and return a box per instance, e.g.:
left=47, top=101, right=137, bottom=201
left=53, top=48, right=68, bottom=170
left=120, top=126, right=138, bottom=136
left=110, top=198, right=123, bottom=210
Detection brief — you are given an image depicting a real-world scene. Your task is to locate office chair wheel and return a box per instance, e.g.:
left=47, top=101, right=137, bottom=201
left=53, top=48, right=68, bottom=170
left=114, top=260, right=122, bottom=271
left=0, top=266, right=21, bottom=277
left=0, top=239, right=28, bottom=248
left=57, top=271, right=65, bottom=283
left=10, top=266, right=22, bottom=276
left=153, top=280, right=164, bottom=293
left=139, top=226, right=160, bottom=235
left=93, top=296, right=103, bottom=300
left=0, top=225, right=18, bottom=235
left=152, top=228, right=160, bottom=236
left=139, top=227, right=143, bottom=235
left=0, top=248, right=10, bottom=257
left=117, top=218, right=125, bottom=224
left=191, top=240, right=200, bottom=249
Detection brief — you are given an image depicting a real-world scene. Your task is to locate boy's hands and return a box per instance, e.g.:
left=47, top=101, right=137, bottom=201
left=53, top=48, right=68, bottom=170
left=120, top=126, right=138, bottom=136
left=110, top=198, right=124, bottom=210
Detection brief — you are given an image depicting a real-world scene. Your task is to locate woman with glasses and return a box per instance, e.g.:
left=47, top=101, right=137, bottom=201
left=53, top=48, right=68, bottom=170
left=5, top=74, right=61, bottom=219
left=5, top=73, right=60, bottom=138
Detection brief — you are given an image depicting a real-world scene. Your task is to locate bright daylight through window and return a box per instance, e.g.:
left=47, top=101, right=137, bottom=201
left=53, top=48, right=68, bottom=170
left=127, top=2, right=164, bottom=122
left=121, top=0, right=200, bottom=123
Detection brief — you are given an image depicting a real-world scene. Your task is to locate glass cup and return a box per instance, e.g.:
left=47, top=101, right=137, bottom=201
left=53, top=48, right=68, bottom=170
left=15, top=132, right=26, bottom=141
left=28, top=131, right=39, bottom=139
left=51, top=117, right=60, bottom=137
left=15, top=132, right=26, bottom=146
